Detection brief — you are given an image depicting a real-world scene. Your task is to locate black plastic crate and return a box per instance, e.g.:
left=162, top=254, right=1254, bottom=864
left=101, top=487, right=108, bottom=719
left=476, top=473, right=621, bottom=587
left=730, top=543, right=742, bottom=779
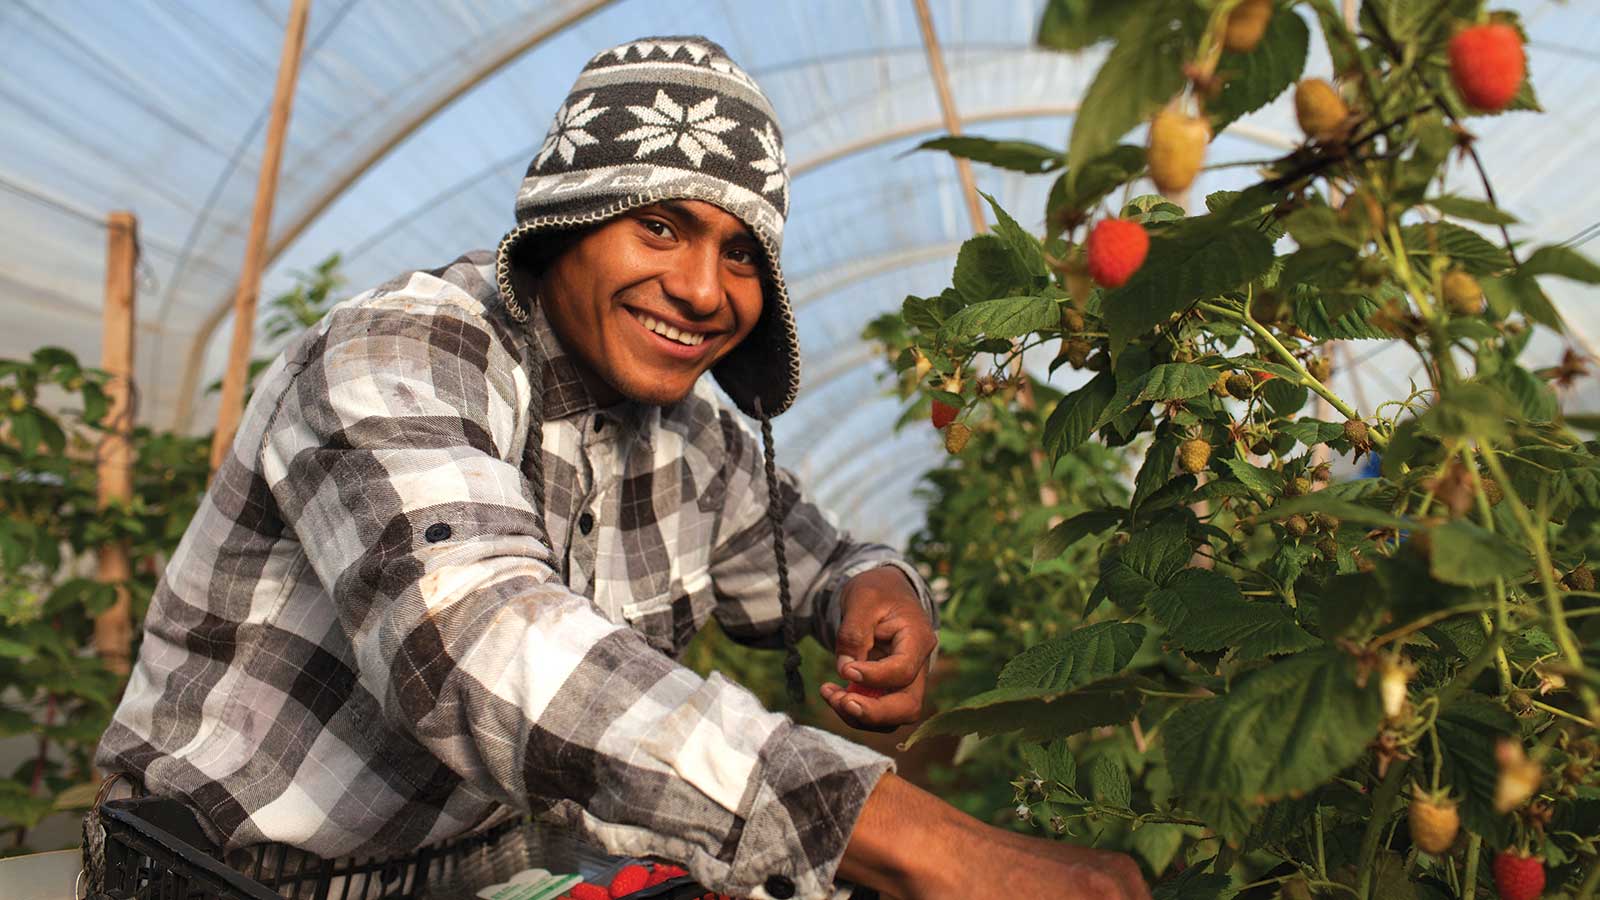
left=88, top=797, right=710, bottom=900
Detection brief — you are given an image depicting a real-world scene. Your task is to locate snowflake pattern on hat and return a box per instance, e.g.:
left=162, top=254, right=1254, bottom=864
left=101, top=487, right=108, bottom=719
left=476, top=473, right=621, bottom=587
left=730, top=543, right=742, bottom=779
left=618, top=90, right=738, bottom=168
left=535, top=93, right=609, bottom=170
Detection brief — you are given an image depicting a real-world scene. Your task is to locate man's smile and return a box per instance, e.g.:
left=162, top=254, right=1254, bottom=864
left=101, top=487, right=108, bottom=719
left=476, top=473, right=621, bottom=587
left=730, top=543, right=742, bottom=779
left=625, top=306, right=721, bottom=361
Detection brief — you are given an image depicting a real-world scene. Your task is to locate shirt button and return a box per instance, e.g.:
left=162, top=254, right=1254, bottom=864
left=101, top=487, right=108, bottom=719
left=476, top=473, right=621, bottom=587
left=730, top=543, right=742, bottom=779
left=763, top=875, right=795, bottom=899
left=578, top=512, right=594, bottom=535
left=423, top=523, right=452, bottom=543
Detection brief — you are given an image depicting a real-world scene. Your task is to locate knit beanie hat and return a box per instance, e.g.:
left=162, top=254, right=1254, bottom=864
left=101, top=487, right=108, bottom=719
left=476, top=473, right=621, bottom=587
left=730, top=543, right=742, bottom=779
left=496, top=36, right=807, bottom=704
left=494, top=35, right=799, bottom=419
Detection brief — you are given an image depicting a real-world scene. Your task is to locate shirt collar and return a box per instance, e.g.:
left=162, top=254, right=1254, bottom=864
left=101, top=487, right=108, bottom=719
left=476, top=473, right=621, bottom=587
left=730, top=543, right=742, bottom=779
left=523, top=302, right=653, bottom=447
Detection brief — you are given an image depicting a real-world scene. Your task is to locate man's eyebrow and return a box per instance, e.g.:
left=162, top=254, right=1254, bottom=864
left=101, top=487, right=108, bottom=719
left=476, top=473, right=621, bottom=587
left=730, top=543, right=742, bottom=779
left=654, top=200, right=756, bottom=244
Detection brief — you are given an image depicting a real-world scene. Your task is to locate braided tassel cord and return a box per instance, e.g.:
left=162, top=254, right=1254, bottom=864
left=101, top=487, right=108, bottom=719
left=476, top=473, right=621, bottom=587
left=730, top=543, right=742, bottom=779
left=755, top=399, right=805, bottom=707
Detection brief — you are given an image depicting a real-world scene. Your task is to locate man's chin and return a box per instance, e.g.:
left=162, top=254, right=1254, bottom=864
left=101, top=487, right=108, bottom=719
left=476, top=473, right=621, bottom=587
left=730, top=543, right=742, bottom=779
left=611, top=371, right=699, bottom=407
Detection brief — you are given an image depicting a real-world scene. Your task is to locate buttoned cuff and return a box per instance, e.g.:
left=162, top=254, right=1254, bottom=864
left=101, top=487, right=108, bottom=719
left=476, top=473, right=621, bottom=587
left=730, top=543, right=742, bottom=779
left=725, top=723, right=895, bottom=900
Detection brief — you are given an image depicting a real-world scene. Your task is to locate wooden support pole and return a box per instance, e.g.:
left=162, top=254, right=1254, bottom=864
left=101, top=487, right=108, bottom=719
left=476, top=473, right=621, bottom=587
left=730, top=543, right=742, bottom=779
left=209, top=0, right=313, bottom=473
left=912, top=0, right=987, bottom=236
left=94, top=211, right=138, bottom=677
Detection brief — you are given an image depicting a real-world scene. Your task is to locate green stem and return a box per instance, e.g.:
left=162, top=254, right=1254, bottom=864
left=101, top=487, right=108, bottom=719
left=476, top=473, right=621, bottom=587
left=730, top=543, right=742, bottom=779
left=1314, top=804, right=1329, bottom=883
left=1196, top=301, right=1385, bottom=448
left=1528, top=698, right=1596, bottom=729
left=1355, top=760, right=1409, bottom=900
left=1462, top=445, right=1516, bottom=693
left=1463, top=833, right=1482, bottom=899
left=1479, top=444, right=1600, bottom=721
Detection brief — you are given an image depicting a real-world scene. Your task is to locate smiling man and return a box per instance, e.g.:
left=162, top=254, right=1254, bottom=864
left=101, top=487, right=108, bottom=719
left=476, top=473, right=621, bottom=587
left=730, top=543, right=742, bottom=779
left=96, top=36, right=1147, bottom=900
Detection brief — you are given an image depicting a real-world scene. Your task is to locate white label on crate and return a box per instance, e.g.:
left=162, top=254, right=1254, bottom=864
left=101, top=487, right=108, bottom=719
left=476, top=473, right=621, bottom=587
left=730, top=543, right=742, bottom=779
left=475, top=868, right=583, bottom=900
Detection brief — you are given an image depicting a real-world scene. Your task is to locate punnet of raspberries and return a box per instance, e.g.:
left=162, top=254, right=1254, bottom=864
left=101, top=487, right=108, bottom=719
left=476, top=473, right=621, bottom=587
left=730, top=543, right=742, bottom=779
left=1085, top=218, right=1149, bottom=288
left=1449, top=23, right=1526, bottom=112
left=1491, top=849, right=1545, bottom=900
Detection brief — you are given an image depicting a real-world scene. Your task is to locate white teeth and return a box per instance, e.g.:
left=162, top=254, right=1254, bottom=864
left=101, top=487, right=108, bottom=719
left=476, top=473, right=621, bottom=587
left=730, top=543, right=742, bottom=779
left=635, top=312, right=704, bottom=346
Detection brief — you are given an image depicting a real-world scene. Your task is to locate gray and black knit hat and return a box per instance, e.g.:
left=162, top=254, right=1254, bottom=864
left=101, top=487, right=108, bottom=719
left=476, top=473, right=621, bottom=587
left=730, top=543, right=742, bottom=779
left=499, top=36, right=809, bottom=704
left=495, top=35, right=799, bottom=419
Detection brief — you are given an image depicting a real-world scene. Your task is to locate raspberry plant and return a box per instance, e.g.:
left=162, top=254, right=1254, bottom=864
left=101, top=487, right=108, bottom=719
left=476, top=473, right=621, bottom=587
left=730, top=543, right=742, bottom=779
left=884, top=1, right=1600, bottom=896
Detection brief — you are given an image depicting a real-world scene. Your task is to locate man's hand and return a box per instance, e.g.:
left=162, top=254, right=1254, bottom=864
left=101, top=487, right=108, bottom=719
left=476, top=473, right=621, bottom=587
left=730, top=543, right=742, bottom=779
left=820, top=566, right=938, bottom=732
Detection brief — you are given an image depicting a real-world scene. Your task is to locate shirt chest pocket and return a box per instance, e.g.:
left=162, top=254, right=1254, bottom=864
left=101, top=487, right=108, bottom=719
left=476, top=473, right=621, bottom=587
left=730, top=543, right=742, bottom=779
left=619, top=563, right=716, bottom=660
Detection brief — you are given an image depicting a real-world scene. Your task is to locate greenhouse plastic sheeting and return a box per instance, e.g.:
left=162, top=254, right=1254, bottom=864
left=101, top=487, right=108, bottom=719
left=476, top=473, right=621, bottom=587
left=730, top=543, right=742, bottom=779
left=2, top=0, right=1596, bottom=547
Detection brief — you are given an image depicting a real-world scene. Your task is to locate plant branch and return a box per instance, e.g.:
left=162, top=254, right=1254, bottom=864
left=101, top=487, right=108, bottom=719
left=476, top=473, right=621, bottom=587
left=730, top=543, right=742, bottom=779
left=1478, top=443, right=1600, bottom=720
left=1197, top=300, right=1385, bottom=447
left=1355, top=759, right=1409, bottom=900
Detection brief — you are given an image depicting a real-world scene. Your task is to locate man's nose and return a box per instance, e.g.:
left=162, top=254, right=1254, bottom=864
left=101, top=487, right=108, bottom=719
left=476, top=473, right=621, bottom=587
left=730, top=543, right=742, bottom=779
left=660, top=242, right=724, bottom=317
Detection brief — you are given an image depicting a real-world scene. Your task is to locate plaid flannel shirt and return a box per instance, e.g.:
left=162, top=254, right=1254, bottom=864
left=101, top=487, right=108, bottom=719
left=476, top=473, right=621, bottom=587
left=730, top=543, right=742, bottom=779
left=97, top=250, right=937, bottom=900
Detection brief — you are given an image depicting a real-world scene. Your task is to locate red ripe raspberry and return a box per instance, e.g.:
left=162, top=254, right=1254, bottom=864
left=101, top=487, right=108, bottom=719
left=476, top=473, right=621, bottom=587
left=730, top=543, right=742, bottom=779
left=1085, top=219, right=1149, bottom=288
left=646, top=864, right=688, bottom=887
left=1449, top=24, right=1526, bottom=112
left=845, top=683, right=886, bottom=698
left=608, top=864, right=651, bottom=898
left=571, top=883, right=611, bottom=900
left=1492, top=850, right=1545, bottom=900
left=931, top=400, right=958, bottom=430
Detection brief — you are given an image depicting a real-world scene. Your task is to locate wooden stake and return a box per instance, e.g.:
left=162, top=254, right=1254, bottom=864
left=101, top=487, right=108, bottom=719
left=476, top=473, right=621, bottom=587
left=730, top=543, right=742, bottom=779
left=209, top=0, right=313, bottom=473
left=912, top=0, right=987, bottom=235
left=94, top=212, right=138, bottom=677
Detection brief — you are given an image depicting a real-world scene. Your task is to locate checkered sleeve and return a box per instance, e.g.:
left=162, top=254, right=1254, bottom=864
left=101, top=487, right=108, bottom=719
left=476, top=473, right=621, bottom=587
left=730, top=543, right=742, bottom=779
left=258, top=297, right=895, bottom=900
left=706, top=408, right=938, bottom=656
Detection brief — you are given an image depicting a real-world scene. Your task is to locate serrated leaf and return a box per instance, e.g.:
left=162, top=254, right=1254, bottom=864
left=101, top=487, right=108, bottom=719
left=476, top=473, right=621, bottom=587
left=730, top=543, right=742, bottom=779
left=980, top=192, right=1048, bottom=277
left=1104, top=220, right=1276, bottom=350
left=1043, top=371, right=1115, bottom=460
left=1146, top=568, right=1318, bottom=660
left=1291, top=292, right=1392, bottom=340
left=1220, top=457, right=1282, bottom=497
left=953, top=234, right=1035, bottom=303
left=1021, top=740, right=1077, bottom=789
left=1048, top=144, right=1147, bottom=221
left=1399, top=222, right=1510, bottom=275
left=1136, top=363, right=1215, bottom=403
left=916, top=135, right=1065, bottom=173
left=1428, top=520, right=1530, bottom=586
left=901, top=674, right=1148, bottom=748
left=1164, top=649, right=1384, bottom=841
left=1487, top=365, right=1558, bottom=423
left=1099, top=516, right=1192, bottom=607
left=1132, top=435, right=1178, bottom=510
left=940, top=295, right=1059, bottom=342
left=1066, top=4, right=1206, bottom=175
left=1507, top=271, right=1564, bottom=331
left=1522, top=244, right=1600, bottom=284
left=1278, top=419, right=1347, bottom=447
left=1209, top=8, right=1310, bottom=130
left=1436, top=695, right=1518, bottom=848
left=1429, top=194, right=1519, bottom=225
left=1036, top=0, right=1145, bottom=51
left=1033, top=509, right=1123, bottom=566
left=1090, top=754, right=1132, bottom=808
left=999, top=621, right=1147, bottom=690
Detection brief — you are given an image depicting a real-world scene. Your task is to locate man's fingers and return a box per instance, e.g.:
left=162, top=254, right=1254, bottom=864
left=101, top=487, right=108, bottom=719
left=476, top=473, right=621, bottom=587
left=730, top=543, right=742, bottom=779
left=833, top=604, right=880, bottom=673
left=841, top=624, right=935, bottom=688
left=819, top=679, right=925, bottom=732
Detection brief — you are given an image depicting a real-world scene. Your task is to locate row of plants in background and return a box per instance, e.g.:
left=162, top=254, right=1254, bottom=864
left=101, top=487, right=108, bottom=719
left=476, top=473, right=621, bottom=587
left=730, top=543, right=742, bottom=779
left=877, top=0, right=1599, bottom=897
left=0, top=256, right=344, bottom=854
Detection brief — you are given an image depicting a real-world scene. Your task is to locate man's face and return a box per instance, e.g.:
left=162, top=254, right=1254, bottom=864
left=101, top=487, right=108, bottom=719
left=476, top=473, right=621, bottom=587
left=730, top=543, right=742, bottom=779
left=538, top=200, right=766, bottom=407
